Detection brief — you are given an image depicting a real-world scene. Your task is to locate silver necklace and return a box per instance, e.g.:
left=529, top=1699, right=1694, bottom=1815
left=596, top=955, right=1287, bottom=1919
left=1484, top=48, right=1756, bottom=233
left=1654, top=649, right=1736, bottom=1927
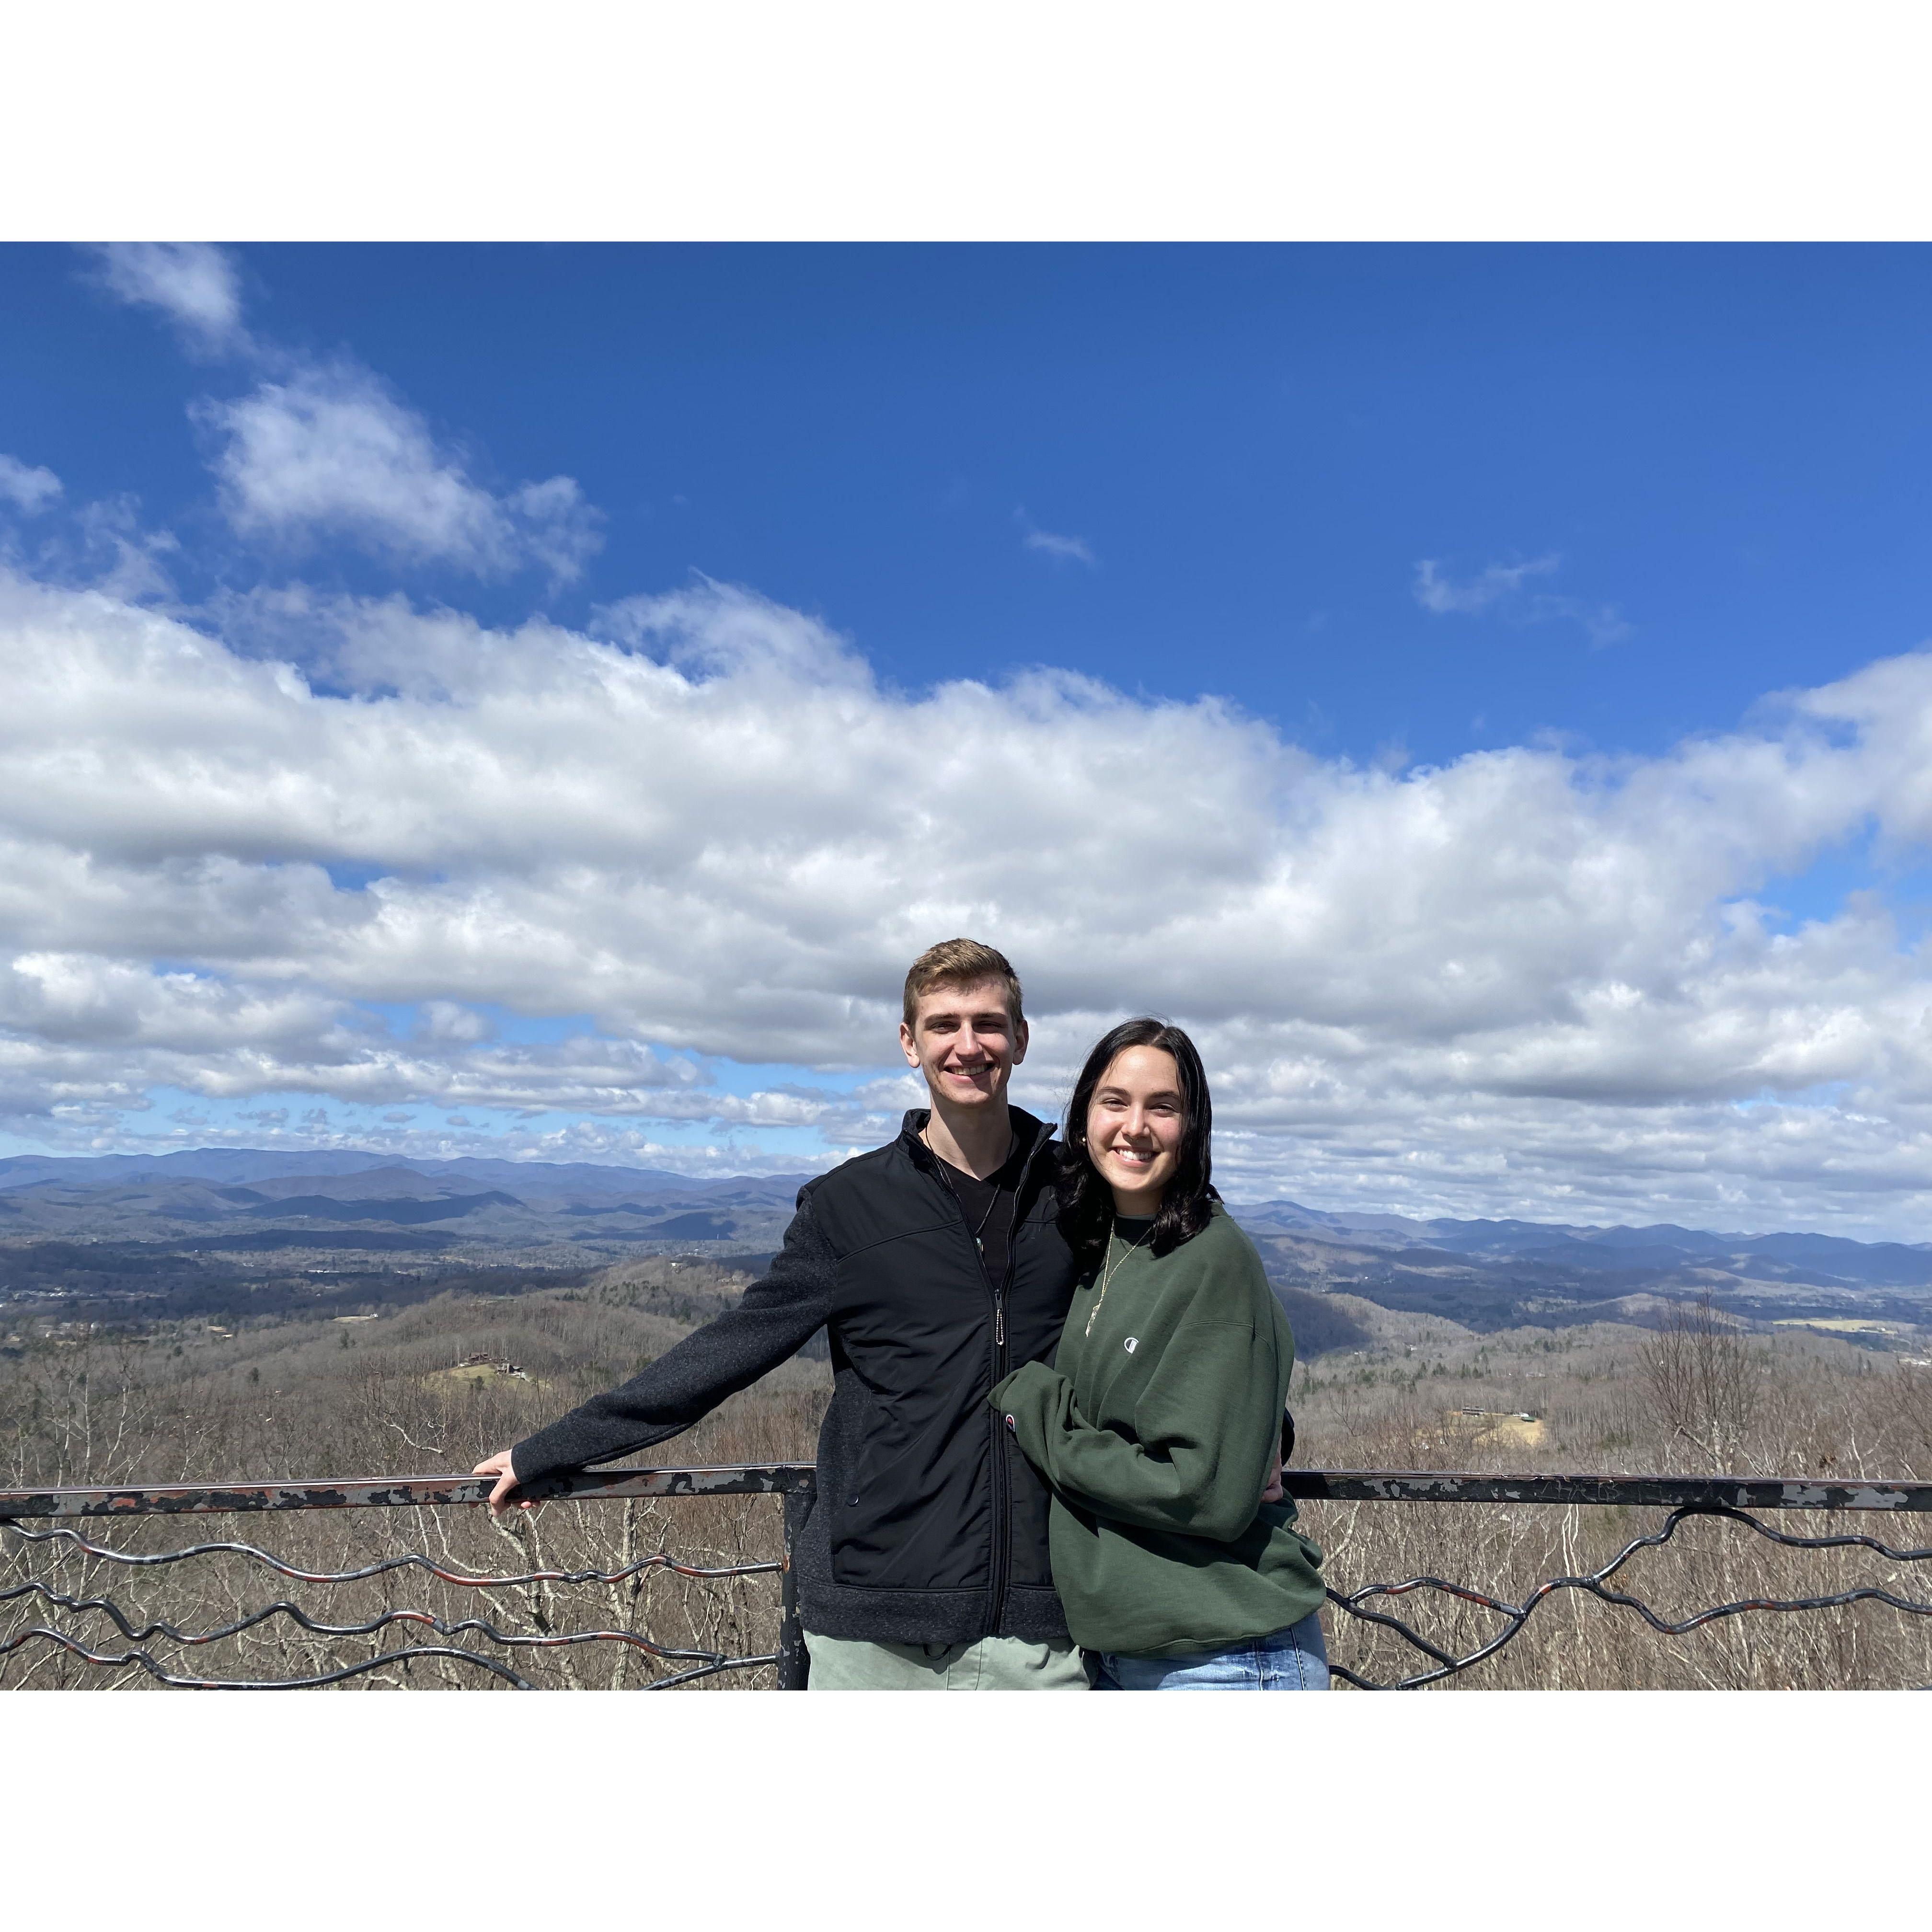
left=923, top=1122, right=1015, bottom=1254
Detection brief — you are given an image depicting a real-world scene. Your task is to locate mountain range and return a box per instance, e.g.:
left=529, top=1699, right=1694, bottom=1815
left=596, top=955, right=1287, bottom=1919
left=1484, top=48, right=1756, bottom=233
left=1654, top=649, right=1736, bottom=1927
left=0, top=1150, right=807, bottom=1254
left=3, top=1148, right=1928, bottom=1336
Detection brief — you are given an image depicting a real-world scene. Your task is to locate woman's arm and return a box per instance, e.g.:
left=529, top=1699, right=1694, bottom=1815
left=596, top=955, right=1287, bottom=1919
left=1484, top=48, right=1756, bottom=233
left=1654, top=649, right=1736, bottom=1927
left=994, top=1303, right=1282, bottom=1543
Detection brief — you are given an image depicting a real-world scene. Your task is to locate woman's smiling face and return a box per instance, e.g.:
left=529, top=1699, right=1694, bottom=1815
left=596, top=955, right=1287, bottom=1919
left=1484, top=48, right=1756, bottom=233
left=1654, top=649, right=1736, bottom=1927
left=1085, top=1044, right=1186, bottom=1216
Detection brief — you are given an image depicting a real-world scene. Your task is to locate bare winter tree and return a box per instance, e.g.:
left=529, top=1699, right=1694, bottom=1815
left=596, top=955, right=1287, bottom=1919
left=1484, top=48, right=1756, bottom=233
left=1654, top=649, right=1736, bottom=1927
left=1637, top=1293, right=1760, bottom=1471
left=1884, top=1361, right=1932, bottom=1480
left=8, top=1271, right=1931, bottom=1691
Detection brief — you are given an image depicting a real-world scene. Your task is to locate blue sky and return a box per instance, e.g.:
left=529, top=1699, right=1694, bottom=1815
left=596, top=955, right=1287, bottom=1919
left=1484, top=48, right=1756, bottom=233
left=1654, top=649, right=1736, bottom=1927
left=12, top=243, right=1932, bottom=766
left=7, top=242, right=1932, bottom=1232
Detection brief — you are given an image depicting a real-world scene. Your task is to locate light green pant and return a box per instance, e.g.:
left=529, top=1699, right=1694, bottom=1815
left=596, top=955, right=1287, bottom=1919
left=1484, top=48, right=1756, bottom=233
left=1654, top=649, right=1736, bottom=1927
left=803, top=1629, right=1091, bottom=1690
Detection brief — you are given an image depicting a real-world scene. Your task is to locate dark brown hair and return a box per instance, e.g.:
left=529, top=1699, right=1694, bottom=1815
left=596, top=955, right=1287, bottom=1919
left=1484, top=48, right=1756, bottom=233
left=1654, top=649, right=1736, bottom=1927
left=1056, top=1017, right=1216, bottom=1265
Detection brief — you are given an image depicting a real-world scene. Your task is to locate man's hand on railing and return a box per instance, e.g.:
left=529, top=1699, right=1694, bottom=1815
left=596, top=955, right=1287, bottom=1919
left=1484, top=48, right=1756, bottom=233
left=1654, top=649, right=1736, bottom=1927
left=474, top=1449, right=535, bottom=1517
left=1261, top=1450, right=1284, bottom=1505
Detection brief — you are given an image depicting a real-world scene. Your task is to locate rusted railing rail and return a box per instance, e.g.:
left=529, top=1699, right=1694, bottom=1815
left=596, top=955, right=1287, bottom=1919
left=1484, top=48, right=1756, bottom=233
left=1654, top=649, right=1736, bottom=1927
left=3, top=1466, right=1929, bottom=1689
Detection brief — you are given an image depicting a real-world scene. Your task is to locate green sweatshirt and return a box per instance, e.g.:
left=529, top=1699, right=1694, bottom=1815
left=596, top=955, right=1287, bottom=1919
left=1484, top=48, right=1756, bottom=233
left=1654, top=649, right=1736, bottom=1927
left=990, top=1203, right=1324, bottom=1656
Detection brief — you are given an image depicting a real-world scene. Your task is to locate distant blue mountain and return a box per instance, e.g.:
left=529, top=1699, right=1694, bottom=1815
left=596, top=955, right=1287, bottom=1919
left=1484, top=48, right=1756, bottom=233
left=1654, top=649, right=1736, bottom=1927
left=0, top=1149, right=760, bottom=1194
left=0, top=1149, right=407, bottom=1188
left=3, top=1151, right=1926, bottom=1309
left=241, top=1190, right=524, bottom=1225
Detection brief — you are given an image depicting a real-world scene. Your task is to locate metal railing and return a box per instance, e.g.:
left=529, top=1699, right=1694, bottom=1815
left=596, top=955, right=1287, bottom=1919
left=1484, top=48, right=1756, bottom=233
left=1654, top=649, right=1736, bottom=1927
left=1290, top=1471, right=1932, bottom=1687
left=3, top=1465, right=1929, bottom=1689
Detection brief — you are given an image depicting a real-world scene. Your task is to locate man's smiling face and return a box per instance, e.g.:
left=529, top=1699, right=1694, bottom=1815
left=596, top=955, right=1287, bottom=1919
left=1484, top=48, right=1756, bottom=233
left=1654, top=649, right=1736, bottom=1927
left=900, top=977, right=1028, bottom=1114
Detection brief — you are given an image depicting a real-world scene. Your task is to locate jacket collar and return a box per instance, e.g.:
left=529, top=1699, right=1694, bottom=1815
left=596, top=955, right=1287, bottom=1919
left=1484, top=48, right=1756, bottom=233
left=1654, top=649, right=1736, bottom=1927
left=901, top=1104, right=1050, bottom=1173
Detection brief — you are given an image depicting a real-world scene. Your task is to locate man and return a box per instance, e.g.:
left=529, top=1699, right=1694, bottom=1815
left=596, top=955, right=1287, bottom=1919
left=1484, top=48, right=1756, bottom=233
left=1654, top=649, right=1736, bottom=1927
left=474, top=938, right=1088, bottom=1690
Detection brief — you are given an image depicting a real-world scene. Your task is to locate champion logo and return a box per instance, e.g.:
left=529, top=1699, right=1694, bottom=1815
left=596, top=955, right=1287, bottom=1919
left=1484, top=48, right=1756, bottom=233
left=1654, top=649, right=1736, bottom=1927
left=1123, top=1336, right=1139, bottom=1354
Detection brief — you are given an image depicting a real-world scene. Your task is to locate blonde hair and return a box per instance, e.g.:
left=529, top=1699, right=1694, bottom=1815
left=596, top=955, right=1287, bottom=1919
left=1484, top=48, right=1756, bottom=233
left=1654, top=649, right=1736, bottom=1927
left=902, top=939, right=1025, bottom=1031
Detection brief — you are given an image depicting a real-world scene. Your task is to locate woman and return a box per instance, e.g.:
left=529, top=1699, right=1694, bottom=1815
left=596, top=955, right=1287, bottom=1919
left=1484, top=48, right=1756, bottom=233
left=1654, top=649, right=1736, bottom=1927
left=990, top=1019, right=1328, bottom=1690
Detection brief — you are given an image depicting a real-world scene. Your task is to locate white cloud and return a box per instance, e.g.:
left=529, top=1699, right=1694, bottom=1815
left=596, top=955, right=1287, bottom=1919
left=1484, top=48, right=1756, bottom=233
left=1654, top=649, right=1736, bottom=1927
left=72, top=495, right=180, bottom=602
left=1414, top=555, right=1557, bottom=614
left=200, top=363, right=603, bottom=582
left=1017, top=507, right=1097, bottom=566
left=1415, top=555, right=1629, bottom=646
left=415, top=1000, right=493, bottom=1044
left=0, top=477, right=179, bottom=602
left=10, top=566, right=1932, bottom=1230
left=91, top=243, right=248, bottom=354
left=0, top=456, right=62, bottom=514
left=86, top=247, right=602, bottom=586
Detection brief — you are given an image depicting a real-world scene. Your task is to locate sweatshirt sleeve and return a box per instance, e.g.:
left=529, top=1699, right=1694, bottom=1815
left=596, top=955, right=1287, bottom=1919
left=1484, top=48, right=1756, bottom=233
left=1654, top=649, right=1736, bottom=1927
left=510, top=1188, right=836, bottom=1488
left=993, top=1288, right=1280, bottom=1545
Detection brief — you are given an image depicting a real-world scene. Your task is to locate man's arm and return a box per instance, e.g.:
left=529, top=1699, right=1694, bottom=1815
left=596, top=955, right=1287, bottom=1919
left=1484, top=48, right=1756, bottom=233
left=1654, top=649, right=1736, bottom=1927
left=488, top=1190, right=836, bottom=1502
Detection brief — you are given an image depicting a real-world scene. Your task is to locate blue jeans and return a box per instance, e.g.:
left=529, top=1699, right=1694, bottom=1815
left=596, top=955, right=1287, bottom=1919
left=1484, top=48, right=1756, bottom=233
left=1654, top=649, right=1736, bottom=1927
left=1092, top=1611, right=1329, bottom=1690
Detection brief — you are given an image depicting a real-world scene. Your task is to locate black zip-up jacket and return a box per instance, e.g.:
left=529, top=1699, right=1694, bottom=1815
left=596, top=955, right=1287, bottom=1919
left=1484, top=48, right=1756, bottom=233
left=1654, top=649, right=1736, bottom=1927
left=510, top=1107, right=1080, bottom=1646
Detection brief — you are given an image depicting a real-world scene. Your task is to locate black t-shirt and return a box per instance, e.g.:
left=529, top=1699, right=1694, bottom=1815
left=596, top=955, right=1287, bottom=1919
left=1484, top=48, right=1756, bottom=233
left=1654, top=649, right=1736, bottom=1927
left=935, top=1137, right=1031, bottom=1290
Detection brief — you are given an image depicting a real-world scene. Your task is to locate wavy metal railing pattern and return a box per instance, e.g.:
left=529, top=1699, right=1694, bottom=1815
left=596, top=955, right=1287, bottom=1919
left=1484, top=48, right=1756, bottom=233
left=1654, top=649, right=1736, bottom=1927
left=2, top=1467, right=1927, bottom=1688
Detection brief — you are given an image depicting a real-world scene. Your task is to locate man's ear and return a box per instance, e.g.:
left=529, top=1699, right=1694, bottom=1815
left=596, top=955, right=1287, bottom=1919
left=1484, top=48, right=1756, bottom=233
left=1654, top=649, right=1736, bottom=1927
left=1012, top=1019, right=1029, bottom=1066
left=899, top=1020, right=920, bottom=1068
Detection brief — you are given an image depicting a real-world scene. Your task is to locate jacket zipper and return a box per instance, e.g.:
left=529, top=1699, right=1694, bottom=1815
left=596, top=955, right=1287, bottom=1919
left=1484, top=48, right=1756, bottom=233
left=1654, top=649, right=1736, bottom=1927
left=988, top=1131, right=1048, bottom=1636
left=921, top=1117, right=1047, bottom=1638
